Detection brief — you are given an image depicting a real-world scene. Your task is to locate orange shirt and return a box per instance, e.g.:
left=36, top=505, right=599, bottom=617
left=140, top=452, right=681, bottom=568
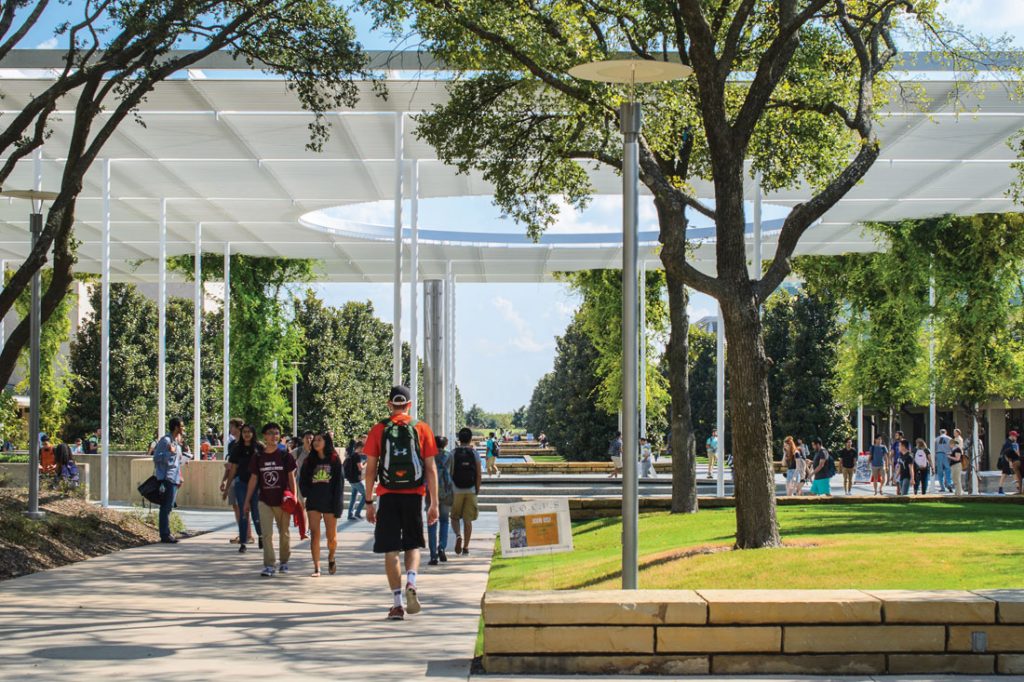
left=363, top=412, right=437, bottom=496
left=39, top=446, right=57, bottom=473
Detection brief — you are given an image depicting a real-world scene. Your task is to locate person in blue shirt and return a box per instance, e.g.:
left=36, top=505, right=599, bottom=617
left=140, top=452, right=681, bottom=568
left=868, top=435, right=888, bottom=496
left=705, top=429, right=719, bottom=479
left=152, top=417, right=187, bottom=543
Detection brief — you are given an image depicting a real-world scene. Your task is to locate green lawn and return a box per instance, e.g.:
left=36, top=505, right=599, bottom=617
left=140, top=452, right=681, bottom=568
left=488, top=502, right=1024, bottom=591
left=528, top=454, right=566, bottom=463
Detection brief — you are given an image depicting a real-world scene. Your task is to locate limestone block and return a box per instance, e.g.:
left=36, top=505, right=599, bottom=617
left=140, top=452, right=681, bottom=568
left=712, top=654, right=885, bottom=675
left=697, top=589, right=881, bottom=624
left=973, top=589, right=1024, bottom=623
left=998, top=654, right=1024, bottom=674
left=482, top=589, right=707, bottom=626
left=482, top=654, right=708, bottom=675
left=783, top=625, right=945, bottom=653
left=483, top=625, right=654, bottom=655
left=948, top=625, right=1024, bottom=652
left=865, top=590, right=995, bottom=624
left=888, top=654, right=995, bottom=674
left=656, top=626, right=781, bottom=653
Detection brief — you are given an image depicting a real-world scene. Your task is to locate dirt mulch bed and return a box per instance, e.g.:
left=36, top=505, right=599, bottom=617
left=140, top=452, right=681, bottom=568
left=0, top=487, right=163, bottom=581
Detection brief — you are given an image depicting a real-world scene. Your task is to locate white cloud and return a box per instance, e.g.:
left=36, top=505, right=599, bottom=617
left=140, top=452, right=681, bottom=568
left=35, top=37, right=58, bottom=49
left=940, top=0, right=1024, bottom=39
left=493, top=296, right=549, bottom=352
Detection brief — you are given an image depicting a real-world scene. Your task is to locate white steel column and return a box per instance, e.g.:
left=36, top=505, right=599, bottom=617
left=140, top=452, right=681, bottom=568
left=0, top=260, right=5, bottom=350
left=409, top=161, right=419, bottom=417
left=928, top=281, right=936, bottom=464
left=639, top=261, right=647, bottom=439
left=716, top=307, right=726, bottom=498
left=100, top=158, right=111, bottom=507
left=972, top=404, right=981, bottom=493
left=753, top=172, right=763, bottom=277
left=223, top=242, right=231, bottom=447
left=193, top=222, right=202, bottom=458
left=157, top=199, right=167, bottom=436
left=392, top=113, right=404, bottom=385
left=445, top=261, right=456, bottom=438
left=857, top=396, right=864, bottom=454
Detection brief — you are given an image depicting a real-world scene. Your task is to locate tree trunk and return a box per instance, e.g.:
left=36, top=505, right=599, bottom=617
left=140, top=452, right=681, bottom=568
left=721, top=293, right=781, bottom=548
left=665, top=268, right=697, bottom=513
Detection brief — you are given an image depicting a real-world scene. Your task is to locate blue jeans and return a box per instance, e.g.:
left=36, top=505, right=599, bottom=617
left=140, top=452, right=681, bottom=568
left=915, top=468, right=930, bottom=494
left=898, top=478, right=911, bottom=495
left=159, top=480, right=178, bottom=540
left=234, top=477, right=261, bottom=544
left=935, top=456, right=951, bottom=490
left=348, top=480, right=366, bottom=518
left=428, top=506, right=451, bottom=559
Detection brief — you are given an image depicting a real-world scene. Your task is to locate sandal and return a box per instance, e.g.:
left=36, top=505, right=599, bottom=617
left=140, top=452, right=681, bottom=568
left=311, top=567, right=321, bottom=577
left=229, top=536, right=240, bottom=544
left=328, top=560, right=336, bottom=575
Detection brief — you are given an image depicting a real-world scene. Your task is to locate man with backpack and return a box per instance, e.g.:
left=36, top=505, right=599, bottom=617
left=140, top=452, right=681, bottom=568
left=344, top=439, right=366, bottom=520
left=485, top=432, right=501, bottom=477
left=933, top=429, right=953, bottom=493
left=912, top=438, right=933, bottom=495
left=809, top=438, right=834, bottom=496
left=363, top=385, right=439, bottom=621
left=450, top=427, right=482, bottom=559
left=427, top=436, right=454, bottom=566
left=997, top=430, right=1020, bottom=495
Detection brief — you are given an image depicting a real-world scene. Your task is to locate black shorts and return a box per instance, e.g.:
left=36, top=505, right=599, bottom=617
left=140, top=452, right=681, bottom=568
left=373, top=493, right=425, bottom=553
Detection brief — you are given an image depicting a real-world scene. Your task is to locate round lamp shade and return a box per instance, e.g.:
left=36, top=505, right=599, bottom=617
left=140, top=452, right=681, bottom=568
left=1, top=189, right=59, bottom=201
left=569, top=59, right=693, bottom=84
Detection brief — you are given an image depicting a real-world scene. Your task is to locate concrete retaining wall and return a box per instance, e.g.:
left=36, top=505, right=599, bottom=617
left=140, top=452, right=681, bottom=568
left=482, top=589, right=1024, bottom=675
left=0, top=462, right=91, bottom=495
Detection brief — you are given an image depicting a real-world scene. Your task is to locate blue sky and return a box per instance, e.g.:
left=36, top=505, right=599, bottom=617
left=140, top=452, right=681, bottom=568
left=12, top=2, right=1024, bottom=412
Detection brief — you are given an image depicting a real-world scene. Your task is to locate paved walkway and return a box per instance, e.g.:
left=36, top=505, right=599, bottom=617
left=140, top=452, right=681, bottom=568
left=0, top=516, right=495, bottom=680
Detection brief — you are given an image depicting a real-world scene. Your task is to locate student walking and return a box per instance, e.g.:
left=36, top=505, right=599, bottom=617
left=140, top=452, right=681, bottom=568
left=427, top=436, right=454, bottom=566
left=705, top=428, right=719, bottom=479
left=640, top=437, right=654, bottom=478
left=783, top=436, right=801, bottom=495
left=450, top=427, right=482, bottom=558
left=485, top=432, right=501, bottom=477
left=948, top=445, right=965, bottom=496
left=300, top=433, right=343, bottom=577
left=345, top=440, right=367, bottom=520
left=934, top=429, right=953, bottom=493
left=837, top=438, right=857, bottom=494
left=607, top=431, right=623, bottom=478
left=889, top=431, right=905, bottom=488
left=244, top=423, right=298, bottom=577
left=152, top=418, right=187, bottom=544
left=997, top=430, right=1020, bottom=495
left=869, top=435, right=888, bottom=495
left=223, top=423, right=262, bottom=554
left=912, top=438, right=933, bottom=495
left=809, top=438, right=833, bottom=496
left=896, top=439, right=915, bottom=495
left=363, top=386, right=439, bottom=621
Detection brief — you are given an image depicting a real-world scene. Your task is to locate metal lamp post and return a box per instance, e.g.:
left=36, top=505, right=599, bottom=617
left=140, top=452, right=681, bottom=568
left=1, top=189, right=59, bottom=519
left=568, top=59, right=692, bottom=589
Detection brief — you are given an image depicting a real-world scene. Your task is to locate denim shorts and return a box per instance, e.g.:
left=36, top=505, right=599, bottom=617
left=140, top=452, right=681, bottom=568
left=786, top=469, right=801, bottom=484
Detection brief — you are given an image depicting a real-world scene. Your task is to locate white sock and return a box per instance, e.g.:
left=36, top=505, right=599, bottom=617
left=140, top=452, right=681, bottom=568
left=393, top=589, right=402, bottom=607
left=407, top=570, right=417, bottom=589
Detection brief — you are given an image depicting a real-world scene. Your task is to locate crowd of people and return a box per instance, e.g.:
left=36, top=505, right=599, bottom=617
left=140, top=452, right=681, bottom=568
left=149, top=384, right=484, bottom=621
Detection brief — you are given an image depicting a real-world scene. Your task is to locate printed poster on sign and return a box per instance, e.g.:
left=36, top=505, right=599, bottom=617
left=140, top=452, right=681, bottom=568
left=496, top=497, right=573, bottom=558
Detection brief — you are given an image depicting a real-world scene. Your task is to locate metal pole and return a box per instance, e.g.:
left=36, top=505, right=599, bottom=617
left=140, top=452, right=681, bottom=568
left=193, top=222, right=202, bottom=458
left=753, top=171, right=763, bottom=278
left=857, top=396, right=864, bottom=454
left=223, top=242, right=230, bottom=449
left=424, top=280, right=443, bottom=430
left=620, top=101, right=640, bottom=590
left=716, top=307, right=726, bottom=498
left=292, top=374, right=298, bottom=437
left=392, top=113, right=404, bottom=385
left=158, top=199, right=167, bottom=436
left=447, top=263, right=457, bottom=438
left=26, top=212, right=43, bottom=519
left=972, top=405, right=981, bottom=494
left=0, top=259, right=6, bottom=352
left=100, top=158, right=111, bottom=508
left=928, top=280, right=936, bottom=487
left=639, top=260, right=647, bottom=440
left=410, top=160, right=419, bottom=417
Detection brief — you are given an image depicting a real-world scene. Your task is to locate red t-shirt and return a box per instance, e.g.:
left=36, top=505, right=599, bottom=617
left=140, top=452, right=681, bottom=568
left=252, top=448, right=296, bottom=507
left=364, top=413, right=437, bottom=496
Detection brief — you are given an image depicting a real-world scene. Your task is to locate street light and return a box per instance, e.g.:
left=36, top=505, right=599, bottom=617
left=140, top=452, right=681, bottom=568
left=0, top=188, right=59, bottom=520
left=568, top=59, right=692, bottom=589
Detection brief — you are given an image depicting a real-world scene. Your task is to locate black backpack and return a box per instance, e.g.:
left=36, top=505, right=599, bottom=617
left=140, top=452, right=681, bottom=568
left=452, top=446, right=478, bottom=489
left=377, top=418, right=424, bottom=490
left=343, top=454, right=361, bottom=484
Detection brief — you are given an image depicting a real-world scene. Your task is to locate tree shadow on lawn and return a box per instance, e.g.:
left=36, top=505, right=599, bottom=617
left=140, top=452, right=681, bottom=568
left=776, top=502, right=1021, bottom=538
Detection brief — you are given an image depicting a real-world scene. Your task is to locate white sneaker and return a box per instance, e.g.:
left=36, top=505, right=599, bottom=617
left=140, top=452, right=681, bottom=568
left=260, top=566, right=275, bottom=578
left=279, top=563, right=289, bottom=575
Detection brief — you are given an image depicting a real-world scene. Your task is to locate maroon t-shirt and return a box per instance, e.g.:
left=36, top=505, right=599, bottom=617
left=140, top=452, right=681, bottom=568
left=252, top=448, right=296, bottom=507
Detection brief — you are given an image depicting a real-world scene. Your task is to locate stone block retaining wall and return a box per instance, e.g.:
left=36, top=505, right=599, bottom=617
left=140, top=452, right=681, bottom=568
left=482, top=589, right=1024, bottom=675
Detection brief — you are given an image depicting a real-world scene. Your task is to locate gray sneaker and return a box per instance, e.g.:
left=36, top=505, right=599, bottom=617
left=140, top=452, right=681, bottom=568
left=279, top=563, right=289, bottom=575
left=260, top=565, right=275, bottom=578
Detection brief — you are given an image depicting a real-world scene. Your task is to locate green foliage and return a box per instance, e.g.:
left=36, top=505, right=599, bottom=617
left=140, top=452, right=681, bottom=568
left=463, top=403, right=486, bottom=428
left=0, top=390, right=21, bottom=448
left=685, top=324, right=719, bottom=456
left=511, top=405, right=527, bottom=429
left=764, top=289, right=852, bottom=452
left=11, top=270, right=73, bottom=440
left=171, top=255, right=313, bottom=428
left=526, top=317, right=617, bottom=460
left=561, top=269, right=669, bottom=447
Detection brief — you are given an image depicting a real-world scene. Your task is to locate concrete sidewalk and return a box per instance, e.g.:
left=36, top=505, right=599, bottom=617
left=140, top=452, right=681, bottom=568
left=0, top=519, right=494, bottom=680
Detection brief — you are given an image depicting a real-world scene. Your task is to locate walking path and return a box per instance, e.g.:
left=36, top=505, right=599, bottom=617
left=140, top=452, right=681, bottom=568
left=0, top=516, right=495, bottom=680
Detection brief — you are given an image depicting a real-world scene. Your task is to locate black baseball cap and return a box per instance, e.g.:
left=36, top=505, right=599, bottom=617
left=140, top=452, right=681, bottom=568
left=389, top=385, right=411, bottom=405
